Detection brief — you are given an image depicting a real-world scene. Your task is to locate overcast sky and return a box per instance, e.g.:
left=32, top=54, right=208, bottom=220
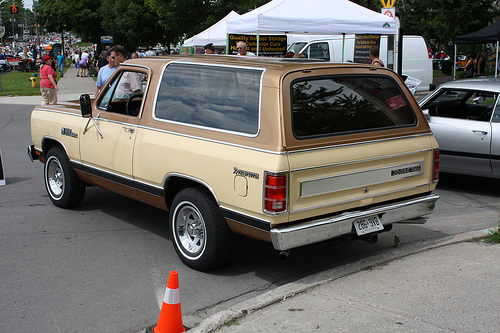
left=25, top=0, right=33, bottom=10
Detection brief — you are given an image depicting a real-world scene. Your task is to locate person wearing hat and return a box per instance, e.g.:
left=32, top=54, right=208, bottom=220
left=204, top=43, right=216, bottom=55
left=39, top=55, right=59, bottom=105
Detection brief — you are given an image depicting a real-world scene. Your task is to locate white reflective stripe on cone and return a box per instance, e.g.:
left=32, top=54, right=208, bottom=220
left=163, top=287, right=180, bottom=305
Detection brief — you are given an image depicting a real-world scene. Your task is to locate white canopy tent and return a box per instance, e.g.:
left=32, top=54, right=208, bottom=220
left=183, top=11, right=241, bottom=47
left=226, top=0, right=398, bottom=37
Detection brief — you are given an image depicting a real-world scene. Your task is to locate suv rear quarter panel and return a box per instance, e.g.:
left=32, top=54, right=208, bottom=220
left=133, top=61, right=290, bottom=225
left=280, top=66, right=438, bottom=222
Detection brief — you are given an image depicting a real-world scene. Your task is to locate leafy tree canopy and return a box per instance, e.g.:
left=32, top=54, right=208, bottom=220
left=30, top=0, right=500, bottom=53
left=34, top=0, right=270, bottom=50
left=398, top=0, right=500, bottom=46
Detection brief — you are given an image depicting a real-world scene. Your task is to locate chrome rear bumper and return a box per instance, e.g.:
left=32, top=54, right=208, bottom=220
left=270, top=193, right=439, bottom=251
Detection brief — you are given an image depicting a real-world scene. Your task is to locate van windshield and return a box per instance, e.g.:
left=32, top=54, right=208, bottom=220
left=288, top=42, right=307, bottom=54
left=291, top=75, right=417, bottom=138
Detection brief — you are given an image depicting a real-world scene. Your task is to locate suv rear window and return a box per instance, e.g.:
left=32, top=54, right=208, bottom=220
left=291, top=76, right=416, bottom=138
left=155, top=63, right=262, bottom=136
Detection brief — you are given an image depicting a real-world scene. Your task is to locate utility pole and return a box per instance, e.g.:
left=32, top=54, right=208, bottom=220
left=0, top=0, right=4, bottom=44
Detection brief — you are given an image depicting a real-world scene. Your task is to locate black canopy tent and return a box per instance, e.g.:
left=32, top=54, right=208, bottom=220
left=454, top=20, right=500, bottom=77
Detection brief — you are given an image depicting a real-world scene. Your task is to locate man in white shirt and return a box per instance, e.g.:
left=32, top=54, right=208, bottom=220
left=145, top=46, right=156, bottom=57
left=237, top=41, right=255, bottom=56
left=114, top=71, right=142, bottom=99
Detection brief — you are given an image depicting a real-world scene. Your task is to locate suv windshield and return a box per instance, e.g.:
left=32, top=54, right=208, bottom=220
left=291, top=75, right=417, bottom=138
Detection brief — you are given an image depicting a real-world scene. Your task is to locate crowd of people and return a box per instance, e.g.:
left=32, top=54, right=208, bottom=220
left=463, top=50, right=488, bottom=78
left=3, top=36, right=493, bottom=105
left=38, top=44, right=149, bottom=105
left=12, top=39, right=390, bottom=105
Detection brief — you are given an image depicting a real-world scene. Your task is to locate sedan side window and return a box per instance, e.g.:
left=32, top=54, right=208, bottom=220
left=427, top=89, right=497, bottom=121
left=492, top=98, right=500, bottom=122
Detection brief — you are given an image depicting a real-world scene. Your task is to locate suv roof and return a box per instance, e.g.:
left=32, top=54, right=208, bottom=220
left=123, top=54, right=390, bottom=71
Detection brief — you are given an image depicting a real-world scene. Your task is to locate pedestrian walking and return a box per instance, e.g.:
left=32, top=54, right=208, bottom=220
left=79, top=52, right=89, bottom=77
left=39, top=55, right=59, bottom=105
left=73, top=50, right=81, bottom=76
left=56, top=51, right=65, bottom=77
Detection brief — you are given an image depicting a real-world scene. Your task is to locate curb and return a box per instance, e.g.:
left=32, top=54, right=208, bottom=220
left=188, top=230, right=490, bottom=333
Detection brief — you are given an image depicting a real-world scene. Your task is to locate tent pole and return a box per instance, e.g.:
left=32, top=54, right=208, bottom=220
left=454, top=44, right=457, bottom=80
left=397, top=25, right=402, bottom=75
left=342, top=33, right=345, bottom=62
left=496, top=41, right=499, bottom=78
left=257, top=32, right=260, bottom=56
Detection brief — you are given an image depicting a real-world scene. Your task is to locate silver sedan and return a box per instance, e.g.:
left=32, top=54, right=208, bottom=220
left=419, top=78, right=500, bottom=178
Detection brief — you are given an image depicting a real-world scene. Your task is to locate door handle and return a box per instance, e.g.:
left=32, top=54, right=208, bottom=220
left=472, top=130, right=488, bottom=135
left=123, top=127, right=135, bottom=133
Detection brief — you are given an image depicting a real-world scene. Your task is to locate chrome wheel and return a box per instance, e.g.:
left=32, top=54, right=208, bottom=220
left=46, top=156, right=65, bottom=199
left=169, top=188, right=233, bottom=270
left=173, top=201, right=206, bottom=258
left=43, top=147, right=86, bottom=208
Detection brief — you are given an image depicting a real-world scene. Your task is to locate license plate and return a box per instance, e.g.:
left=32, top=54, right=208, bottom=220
left=353, top=215, right=384, bottom=235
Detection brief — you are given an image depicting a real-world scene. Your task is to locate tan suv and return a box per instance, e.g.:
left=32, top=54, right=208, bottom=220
left=28, top=55, right=439, bottom=270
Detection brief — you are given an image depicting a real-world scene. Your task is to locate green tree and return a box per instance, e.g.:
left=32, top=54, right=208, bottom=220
left=100, top=0, right=166, bottom=51
left=145, top=0, right=270, bottom=43
left=398, top=0, right=500, bottom=46
left=35, top=0, right=163, bottom=51
left=34, top=0, right=102, bottom=45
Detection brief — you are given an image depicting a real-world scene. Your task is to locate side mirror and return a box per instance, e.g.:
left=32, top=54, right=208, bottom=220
left=421, top=109, right=430, bottom=121
left=473, top=96, right=486, bottom=104
left=80, top=94, right=92, bottom=118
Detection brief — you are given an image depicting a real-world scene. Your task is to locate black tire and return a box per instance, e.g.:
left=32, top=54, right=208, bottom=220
left=44, top=147, right=86, bottom=208
left=169, top=187, right=233, bottom=271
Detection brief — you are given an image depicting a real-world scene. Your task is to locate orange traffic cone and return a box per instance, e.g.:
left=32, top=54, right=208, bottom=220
left=147, top=271, right=186, bottom=333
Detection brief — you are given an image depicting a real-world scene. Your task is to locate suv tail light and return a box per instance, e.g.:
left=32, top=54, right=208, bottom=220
left=433, top=149, right=440, bottom=182
left=264, top=172, right=288, bottom=214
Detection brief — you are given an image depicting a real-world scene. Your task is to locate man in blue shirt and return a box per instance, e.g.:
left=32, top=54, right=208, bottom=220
left=56, top=51, right=65, bottom=77
left=95, top=45, right=126, bottom=97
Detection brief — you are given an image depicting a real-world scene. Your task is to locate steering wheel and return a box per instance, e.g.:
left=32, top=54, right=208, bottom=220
left=477, top=106, right=493, bottom=121
left=435, top=103, right=447, bottom=117
left=126, top=92, right=143, bottom=116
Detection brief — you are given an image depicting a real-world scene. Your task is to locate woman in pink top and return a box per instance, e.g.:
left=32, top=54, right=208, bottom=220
left=40, top=55, right=59, bottom=105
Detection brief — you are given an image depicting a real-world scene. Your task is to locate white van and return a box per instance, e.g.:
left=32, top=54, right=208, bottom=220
left=289, top=35, right=433, bottom=92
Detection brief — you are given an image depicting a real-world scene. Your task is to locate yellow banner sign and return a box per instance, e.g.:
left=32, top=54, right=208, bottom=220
left=380, top=0, right=396, bottom=7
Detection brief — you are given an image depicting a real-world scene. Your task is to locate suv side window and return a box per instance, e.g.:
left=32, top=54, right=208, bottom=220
left=97, top=69, right=147, bottom=117
left=155, top=63, right=262, bottom=135
left=292, top=75, right=416, bottom=138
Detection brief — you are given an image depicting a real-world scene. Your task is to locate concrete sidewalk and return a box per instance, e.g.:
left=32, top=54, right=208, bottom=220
left=189, top=230, right=499, bottom=333
left=0, top=64, right=95, bottom=105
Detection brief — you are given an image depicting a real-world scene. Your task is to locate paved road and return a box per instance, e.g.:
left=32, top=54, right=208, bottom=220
left=2, top=69, right=498, bottom=332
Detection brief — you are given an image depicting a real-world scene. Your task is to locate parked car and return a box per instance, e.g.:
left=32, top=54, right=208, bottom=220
left=28, top=55, right=440, bottom=270
left=455, top=54, right=467, bottom=70
left=0, top=54, right=11, bottom=72
left=419, top=78, right=500, bottom=178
